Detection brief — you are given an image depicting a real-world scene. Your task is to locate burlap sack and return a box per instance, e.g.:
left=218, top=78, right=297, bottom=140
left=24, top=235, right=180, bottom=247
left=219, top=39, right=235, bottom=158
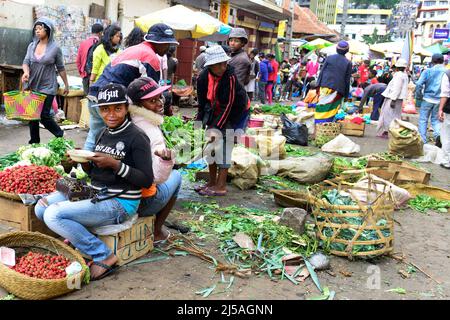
left=389, top=119, right=424, bottom=158
left=229, top=147, right=261, bottom=190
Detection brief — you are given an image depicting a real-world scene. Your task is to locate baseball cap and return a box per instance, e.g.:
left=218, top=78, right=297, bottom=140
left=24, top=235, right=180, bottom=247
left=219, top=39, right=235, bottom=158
left=96, top=83, right=129, bottom=107
left=144, top=23, right=179, bottom=45
left=127, top=77, right=171, bottom=103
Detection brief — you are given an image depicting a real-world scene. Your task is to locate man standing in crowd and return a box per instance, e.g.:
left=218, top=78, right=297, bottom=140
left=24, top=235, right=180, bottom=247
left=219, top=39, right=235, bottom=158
left=258, top=53, right=272, bottom=104
left=193, top=46, right=207, bottom=87
left=357, top=60, right=370, bottom=87
left=228, top=27, right=251, bottom=129
left=281, top=56, right=299, bottom=102
left=84, top=23, right=179, bottom=151
left=245, top=49, right=259, bottom=101
left=439, top=67, right=450, bottom=169
left=415, top=53, right=446, bottom=143
left=266, top=53, right=279, bottom=105
left=76, top=23, right=104, bottom=95
left=228, top=28, right=251, bottom=87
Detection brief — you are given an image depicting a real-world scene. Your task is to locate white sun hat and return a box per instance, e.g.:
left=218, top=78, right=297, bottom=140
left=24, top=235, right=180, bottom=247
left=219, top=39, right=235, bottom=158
left=203, top=45, right=231, bottom=67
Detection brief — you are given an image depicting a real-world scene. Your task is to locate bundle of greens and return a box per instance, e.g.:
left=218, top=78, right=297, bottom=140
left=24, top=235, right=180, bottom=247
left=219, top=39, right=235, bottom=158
left=257, top=175, right=303, bottom=191
left=285, top=144, right=312, bottom=157
left=162, top=116, right=204, bottom=164
left=0, top=152, right=20, bottom=171
left=408, top=195, right=450, bottom=213
left=182, top=202, right=317, bottom=280
left=318, top=189, right=391, bottom=255
left=261, top=104, right=295, bottom=115
left=330, top=157, right=367, bottom=176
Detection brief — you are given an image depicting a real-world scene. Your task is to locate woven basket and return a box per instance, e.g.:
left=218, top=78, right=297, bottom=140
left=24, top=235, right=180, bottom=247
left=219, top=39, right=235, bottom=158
left=308, top=177, right=395, bottom=259
left=3, top=89, right=46, bottom=121
left=0, top=190, right=21, bottom=201
left=315, top=122, right=341, bottom=146
left=0, top=231, right=88, bottom=300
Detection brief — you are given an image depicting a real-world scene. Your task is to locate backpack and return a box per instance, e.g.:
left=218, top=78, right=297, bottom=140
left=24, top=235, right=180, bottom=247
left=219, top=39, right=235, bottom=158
left=84, top=40, right=101, bottom=76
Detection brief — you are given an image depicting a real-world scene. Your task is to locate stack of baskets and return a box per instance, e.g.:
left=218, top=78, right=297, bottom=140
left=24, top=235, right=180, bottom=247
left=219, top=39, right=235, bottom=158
left=0, top=231, right=88, bottom=300
left=307, top=177, right=395, bottom=259
left=315, top=122, right=341, bottom=147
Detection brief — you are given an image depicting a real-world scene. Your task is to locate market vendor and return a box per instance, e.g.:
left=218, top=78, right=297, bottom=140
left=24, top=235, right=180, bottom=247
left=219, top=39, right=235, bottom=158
left=35, top=83, right=154, bottom=281
left=127, top=77, right=182, bottom=244
left=315, top=41, right=352, bottom=124
left=84, top=23, right=179, bottom=152
left=195, top=46, right=247, bottom=196
left=359, top=82, right=387, bottom=121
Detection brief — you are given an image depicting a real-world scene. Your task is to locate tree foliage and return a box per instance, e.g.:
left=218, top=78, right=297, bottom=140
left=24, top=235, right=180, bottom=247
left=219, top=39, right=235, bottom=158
left=362, top=28, right=392, bottom=45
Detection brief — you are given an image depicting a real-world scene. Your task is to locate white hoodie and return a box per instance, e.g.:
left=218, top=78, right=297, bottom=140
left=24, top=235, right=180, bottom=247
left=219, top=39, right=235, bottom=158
left=129, top=105, right=175, bottom=185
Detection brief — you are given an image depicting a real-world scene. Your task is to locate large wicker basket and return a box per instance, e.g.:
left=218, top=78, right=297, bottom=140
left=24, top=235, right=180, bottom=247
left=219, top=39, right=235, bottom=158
left=308, top=177, right=395, bottom=259
left=0, top=231, right=88, bottom=300
left=315, top=122, right=341, bottom=147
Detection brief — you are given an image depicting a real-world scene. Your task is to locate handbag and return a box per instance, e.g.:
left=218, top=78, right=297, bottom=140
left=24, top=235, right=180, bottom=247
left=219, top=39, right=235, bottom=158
left=3, top=82, right=46, bottom=121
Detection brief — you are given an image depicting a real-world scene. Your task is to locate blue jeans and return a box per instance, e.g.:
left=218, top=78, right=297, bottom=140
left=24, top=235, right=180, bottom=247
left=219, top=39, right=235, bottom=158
left=35, top=192, right=128, bottom=261
left=138, top=170, right=182, bottom=217
left=418, top=101, right=441, bottom=143
left=371, top=93, right=384, bottom=121
left=84, top=99, right=105, bottom=151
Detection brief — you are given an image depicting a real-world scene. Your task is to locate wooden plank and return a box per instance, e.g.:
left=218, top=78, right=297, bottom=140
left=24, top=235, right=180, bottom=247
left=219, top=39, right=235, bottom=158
left=388, top=163, right=430, bottom=184
left=367, top=160, right=402, bottom=168
left=0, top=197, right=29, bottom=230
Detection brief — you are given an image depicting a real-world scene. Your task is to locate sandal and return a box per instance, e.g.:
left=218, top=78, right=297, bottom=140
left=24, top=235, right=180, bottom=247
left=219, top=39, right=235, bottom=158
left=154, top=231, right=172, bottom=247
left=194, top=184, right=209, bottom=193
left=198, top=188, right=227, bottom=197
left=90, top=261, right=119, bottom=281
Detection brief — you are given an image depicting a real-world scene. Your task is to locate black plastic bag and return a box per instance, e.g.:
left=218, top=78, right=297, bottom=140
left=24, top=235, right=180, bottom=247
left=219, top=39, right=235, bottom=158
left=281, top=113, right=308, bottom=146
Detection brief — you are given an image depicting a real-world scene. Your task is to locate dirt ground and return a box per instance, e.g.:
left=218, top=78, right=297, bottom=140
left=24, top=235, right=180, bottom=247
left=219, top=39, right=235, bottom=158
left=0, top=109, right=449, bottom=300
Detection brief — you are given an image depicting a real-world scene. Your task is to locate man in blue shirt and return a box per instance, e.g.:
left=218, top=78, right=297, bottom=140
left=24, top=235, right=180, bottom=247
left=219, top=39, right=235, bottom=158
left=415, top=53, right=446, bottom=143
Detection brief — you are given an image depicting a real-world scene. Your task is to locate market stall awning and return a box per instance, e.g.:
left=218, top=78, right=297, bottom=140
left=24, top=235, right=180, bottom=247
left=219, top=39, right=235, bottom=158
left=135, top=5, right=231, bottom=39
left=229, top=0, right=291, bottom=21
left=369, top=41, right=432, bottom=57
left=424, top=43, right=450, bottom=55
left=301, top=38, right=333, bottom=51
left=320, top=39, right=369, bottom=56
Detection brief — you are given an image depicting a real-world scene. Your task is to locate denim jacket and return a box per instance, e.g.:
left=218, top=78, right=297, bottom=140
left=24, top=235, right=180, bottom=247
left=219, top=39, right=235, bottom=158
left=415, top=64, right=446, bottom=101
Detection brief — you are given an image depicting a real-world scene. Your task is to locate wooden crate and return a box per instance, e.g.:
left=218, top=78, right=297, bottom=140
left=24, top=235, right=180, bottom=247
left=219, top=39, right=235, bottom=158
left=341, top=122, right=365, bottom=137
left=98, top=216, right=155, bottom=266
left=367, top=160, right=430, bottom=185
left=0, top=196, right=57, bottom=237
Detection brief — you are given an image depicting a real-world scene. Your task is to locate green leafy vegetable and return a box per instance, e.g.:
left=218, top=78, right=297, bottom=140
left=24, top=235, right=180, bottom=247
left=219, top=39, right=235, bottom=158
left=260, top=103, right=295, bottom=115
left=408, top=195, right=450, bottom=213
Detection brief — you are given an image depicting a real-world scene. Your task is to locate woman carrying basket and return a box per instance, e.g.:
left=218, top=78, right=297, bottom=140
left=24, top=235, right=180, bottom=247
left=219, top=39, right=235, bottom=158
left=22, top=17, right=69, bottom=144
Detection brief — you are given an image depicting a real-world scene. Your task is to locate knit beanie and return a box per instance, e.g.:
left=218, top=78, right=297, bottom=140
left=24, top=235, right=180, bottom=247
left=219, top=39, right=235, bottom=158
left=336, top=41, right=349, bottom=55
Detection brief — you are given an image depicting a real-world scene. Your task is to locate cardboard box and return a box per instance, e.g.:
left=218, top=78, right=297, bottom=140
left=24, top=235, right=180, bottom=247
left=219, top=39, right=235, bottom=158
left=98, top=216, right=155, bottom=266
left=0, top=196, right=58, bottom=237
left=341, top=122, right=365, bottom=137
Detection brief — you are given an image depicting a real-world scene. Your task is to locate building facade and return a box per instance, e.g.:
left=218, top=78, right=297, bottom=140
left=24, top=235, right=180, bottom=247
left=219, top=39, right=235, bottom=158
left=310, top=0, right=338, bottom=25
left=328, top=4, right=392, bottom=42
left=415, top=0, right=450, bottom=47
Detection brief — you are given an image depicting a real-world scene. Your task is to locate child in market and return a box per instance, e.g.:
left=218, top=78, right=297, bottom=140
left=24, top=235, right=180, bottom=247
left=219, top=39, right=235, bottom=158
left=304, top=80, right=319, bottom=105
left=195, top=46, right=247, bottom=196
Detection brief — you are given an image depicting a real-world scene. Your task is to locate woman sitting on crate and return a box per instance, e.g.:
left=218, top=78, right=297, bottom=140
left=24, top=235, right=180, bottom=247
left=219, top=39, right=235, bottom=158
left=126, top=77, right=182, bottom=245
left=35, top=84, right=154, bottom=281
left=21, top=17, right=69, bottom=144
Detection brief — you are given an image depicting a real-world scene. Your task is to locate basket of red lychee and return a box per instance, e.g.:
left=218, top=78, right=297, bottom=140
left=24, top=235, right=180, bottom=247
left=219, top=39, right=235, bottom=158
left=0, top=231, right=88, bottom=300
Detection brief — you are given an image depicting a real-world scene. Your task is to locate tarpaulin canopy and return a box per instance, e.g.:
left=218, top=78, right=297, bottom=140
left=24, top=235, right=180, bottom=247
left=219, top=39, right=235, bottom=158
left=370, top=41, right=432, bottom=57
left=424, top=42, right=449, bottom=55
left=135, top=5, right=232, bottom=40
left=301, top=38, right=333, bottom=51
left=320, top=39, right=369, bottom=56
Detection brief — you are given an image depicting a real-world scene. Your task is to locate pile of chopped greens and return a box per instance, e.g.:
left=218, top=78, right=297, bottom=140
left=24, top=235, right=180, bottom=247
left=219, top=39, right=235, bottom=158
left=0, top=152, right=20, bottom=171
left=408, top=195, right=450, bottom=213
left=285, top=144, right=312, bottom=157
left=317, top=189, right=391, bottom=255
left=182, top=202, right=318, bottom=280
left=162, top=116, right=204, bottom=164
left=257, top=175, right=303, bottom=191
left=260, top=103, right=295, bottom=115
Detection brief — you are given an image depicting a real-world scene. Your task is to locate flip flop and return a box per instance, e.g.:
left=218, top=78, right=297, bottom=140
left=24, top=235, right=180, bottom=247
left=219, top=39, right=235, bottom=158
left=198, top=188, right=227, bottom=197
left=194, top=184, right=209, bottom=193
left=154, top=231, right=172, bottom=247
left=90, top=261, right=119, bottom=281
